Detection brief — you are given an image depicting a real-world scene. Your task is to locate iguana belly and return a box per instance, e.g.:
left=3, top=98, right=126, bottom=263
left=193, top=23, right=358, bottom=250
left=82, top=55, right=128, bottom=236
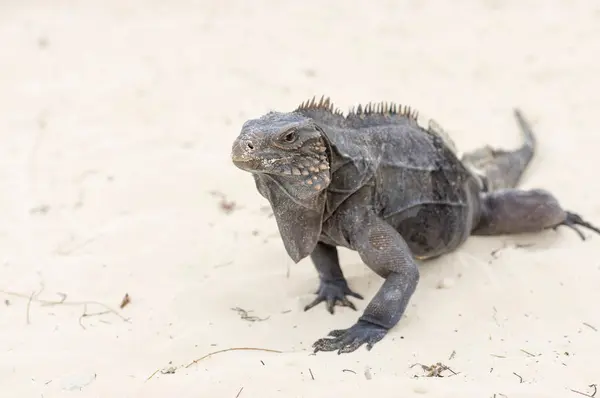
left=385, top=200, right=477, bottom=259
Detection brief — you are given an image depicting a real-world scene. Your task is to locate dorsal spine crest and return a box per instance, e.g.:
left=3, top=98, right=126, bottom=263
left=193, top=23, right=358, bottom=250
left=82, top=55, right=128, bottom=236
left=295, top=95, right=419, bottom=121
left=296, top=95, right=344, bottom=116
left=295, top=95, right=457, bottom=154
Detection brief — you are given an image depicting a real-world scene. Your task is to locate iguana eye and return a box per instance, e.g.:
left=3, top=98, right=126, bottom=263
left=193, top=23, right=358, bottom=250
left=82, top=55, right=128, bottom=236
left=282, top=129, right=298, bottom=143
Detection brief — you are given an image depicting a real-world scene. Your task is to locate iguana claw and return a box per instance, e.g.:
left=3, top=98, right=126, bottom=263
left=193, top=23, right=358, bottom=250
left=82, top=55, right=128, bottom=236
left=304, top=279, right=363, bottom=314
left=552, top=211, right=600, bottom=241
left=312, top=320, right=388, bottom=354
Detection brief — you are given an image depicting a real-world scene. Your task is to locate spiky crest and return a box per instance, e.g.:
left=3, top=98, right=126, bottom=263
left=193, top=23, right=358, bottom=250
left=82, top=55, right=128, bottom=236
left=295, top=95, right=419, bottom=121
left=346, top=101, right=419, bottom=120
left=294, top=95, right=458, bottom=154
left=296, top=95, right=345, bottom=116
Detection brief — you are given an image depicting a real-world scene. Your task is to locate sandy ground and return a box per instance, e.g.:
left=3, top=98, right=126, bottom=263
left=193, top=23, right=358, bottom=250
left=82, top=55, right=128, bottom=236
left=1, top=0, right=600, bottom=397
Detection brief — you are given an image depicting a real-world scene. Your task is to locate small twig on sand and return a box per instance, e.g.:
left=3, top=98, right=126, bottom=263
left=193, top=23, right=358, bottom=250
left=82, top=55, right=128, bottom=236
left=146, top=347, right=283, bottom=382
left=520, top=349, right=536, bottom=357
left=231, top=307, right=269, bottom=322
left=26, top=291, right=35, bottom=324
left=235, top=387, right=244, bottom=398
left=309, top=368, right=315, bottom=380
left=1, top=289, right=129, bottom=329
left=583, top=322, right=597, bottom=332
left=570, top=384, right=597, bottom=398
left=513, top=372, right=524, bottom=383
left=78, top=305, right=112, bottom=330
left=146, top=369, right=160, bottom=381
left=185, top=347, right=282, bottom=368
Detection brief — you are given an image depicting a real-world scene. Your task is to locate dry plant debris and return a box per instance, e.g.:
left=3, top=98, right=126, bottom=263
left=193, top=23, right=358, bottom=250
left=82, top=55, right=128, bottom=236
left=570, top=384, right=597, bottom=398
left=119, top=293, right=131, bottom=309
left=410, top=362, right=458, bottom=378
left=1, top=283, right=129, bottom=329
left=146, top=347, right=283, bottom=381
left=231, top=307, right=269, bottom=322
left=209, top=190, right=237, bottom=214
left=160, top=367, right=176, bottom=375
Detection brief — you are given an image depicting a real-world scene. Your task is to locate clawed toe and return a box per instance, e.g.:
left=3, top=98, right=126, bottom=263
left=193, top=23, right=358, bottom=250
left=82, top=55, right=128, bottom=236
left=312, top=320, right=388, bottom=354
left=327, top=329, right=346, bottom=337
left=303, top=280, right=363, bottom=314
left=554, top=212, right=600, bottom=241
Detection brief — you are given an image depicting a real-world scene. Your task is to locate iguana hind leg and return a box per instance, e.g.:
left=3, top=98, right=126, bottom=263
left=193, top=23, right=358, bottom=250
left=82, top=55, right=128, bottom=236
left=462, top=109, right=536, bottom=191
left=304, top=242, right=364, bottom=315
left=472, top=188, right=600, bottom=240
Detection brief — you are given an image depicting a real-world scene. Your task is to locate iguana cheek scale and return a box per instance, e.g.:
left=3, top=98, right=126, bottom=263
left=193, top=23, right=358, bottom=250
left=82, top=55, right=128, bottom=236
left=231, top=96, right=600, bottom=354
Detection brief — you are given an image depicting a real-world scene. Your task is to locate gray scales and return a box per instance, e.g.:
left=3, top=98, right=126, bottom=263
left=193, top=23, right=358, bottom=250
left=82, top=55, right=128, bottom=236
left=230, top=96, right=600, bottom=354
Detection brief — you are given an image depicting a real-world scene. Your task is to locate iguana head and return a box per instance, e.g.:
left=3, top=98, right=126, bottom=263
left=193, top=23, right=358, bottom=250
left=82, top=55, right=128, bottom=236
left=231, top=111, right=331, bottom=193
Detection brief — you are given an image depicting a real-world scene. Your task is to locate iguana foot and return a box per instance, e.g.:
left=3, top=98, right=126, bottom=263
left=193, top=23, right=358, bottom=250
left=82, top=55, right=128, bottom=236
left=304, top=279, right=363, bottom=314
left=551, top=211, right=600, bottom=241
left=312, top=320, right=388, bottom=354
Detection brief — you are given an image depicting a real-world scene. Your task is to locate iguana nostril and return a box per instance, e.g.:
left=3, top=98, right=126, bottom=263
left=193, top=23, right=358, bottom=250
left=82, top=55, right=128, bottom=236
left=246, top=141, right=254, bottom=150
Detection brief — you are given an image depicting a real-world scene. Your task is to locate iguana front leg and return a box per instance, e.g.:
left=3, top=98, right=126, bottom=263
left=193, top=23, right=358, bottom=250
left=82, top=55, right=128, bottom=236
left=312, top=214, right=420, bottom=354
left=304, top=242, right=364, bottom=314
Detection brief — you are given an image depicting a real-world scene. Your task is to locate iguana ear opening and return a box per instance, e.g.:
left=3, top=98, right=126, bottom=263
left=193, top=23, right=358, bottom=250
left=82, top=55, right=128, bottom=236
left=254, top=174, right=326, bottom=263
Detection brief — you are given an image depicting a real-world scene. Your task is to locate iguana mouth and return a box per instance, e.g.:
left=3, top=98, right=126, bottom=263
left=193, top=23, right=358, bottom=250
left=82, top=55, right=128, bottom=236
left=232, top=139, right=329, bottom=179
left=231, top=156, right=262, bottom=171
left=231, top=138, right=263, bottom=171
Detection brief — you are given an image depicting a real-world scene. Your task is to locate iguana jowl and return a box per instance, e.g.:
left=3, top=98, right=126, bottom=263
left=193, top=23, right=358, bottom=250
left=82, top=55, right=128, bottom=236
left=230, top=96, right=600, bottom=354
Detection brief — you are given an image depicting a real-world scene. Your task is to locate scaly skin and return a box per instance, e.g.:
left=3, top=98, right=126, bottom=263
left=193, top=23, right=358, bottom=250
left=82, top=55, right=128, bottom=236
left=231, top=96, right=600, bottom=354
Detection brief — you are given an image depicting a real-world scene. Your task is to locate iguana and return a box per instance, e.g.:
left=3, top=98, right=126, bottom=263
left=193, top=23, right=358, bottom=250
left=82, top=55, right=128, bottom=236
left=230, top=96, right=600, bottom=354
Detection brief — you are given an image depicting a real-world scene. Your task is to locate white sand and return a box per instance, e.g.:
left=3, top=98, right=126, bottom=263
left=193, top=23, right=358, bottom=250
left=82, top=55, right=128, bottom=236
left=1, top=1, right=599, bottom=397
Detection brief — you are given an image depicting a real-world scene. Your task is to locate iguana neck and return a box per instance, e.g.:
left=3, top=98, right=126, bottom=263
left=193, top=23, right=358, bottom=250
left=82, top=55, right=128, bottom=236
left=253, top=172, right=328, bottom=263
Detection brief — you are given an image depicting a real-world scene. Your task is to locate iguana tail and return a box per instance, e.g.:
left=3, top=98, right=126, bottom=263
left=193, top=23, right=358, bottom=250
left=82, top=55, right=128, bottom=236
left=461, top=108, right=536, bottom=192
